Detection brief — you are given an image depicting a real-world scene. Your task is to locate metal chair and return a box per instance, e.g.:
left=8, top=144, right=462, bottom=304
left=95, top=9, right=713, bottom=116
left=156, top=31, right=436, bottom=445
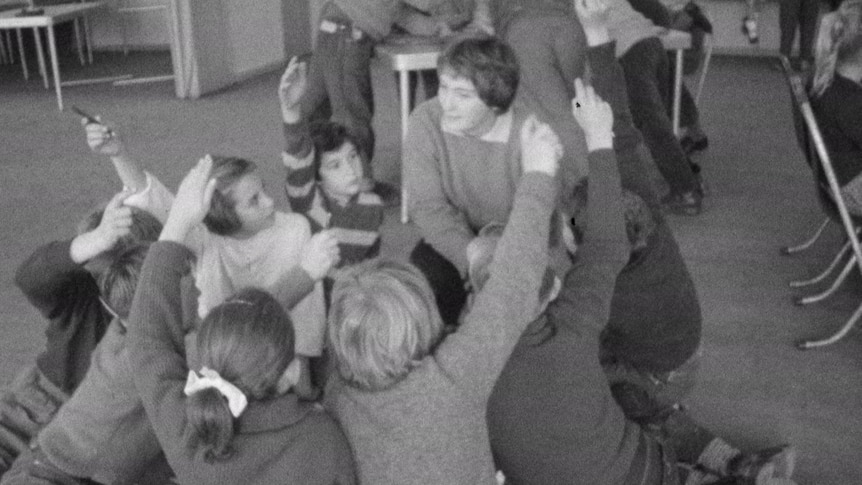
left=781, top=55, right=862, bottom=349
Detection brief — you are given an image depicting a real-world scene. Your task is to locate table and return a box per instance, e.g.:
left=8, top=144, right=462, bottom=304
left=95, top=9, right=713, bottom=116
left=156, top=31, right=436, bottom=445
left=376, top=29, right=692, bottom=223
left=0, top=2, right=105, bottom=110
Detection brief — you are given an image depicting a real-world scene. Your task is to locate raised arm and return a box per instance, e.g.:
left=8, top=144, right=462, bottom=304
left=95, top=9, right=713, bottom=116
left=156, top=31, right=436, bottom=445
left=279, top=57, right=326, bottom=222
left=84, top=118, right=174, bottom=223
left=127, top=157, right=218, bottom=465
left=83, top=117, right=147, bottom=192
left=436, top=115, right=562, bottom=397
left=403, top=104, right=477, bottom=275
left=552, top=75, right=629, bottom=332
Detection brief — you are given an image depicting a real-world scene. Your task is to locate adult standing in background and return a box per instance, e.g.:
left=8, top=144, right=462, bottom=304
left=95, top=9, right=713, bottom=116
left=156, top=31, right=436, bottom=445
left=469, top=0, right=592, bottom=182
left=780, top=0, right=820, bottom=70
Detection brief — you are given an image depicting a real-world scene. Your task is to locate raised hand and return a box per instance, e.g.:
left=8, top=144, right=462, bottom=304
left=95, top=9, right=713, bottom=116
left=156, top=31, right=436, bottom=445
left=70, top=190, right=134, bottom=263
left=279, top=56, right=308, bottom=123
left=300, top=230, right=341, bottom=280
left=161, top=155, right=217, bottom=242
left=519, top=115, right=562, bottom=176
left=571, top=78, right=614, bottom=151
left=573, top=0, right=611, bottom=46
left=83, top=116, right=124, bottom=157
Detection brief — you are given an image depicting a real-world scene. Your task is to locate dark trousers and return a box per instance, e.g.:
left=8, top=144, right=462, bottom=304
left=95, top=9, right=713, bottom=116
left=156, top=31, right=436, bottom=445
left=303, top=9, right=376, bottom=179
left=620, top=38, right=698, bottom=195
left=409, top=241, right=468, bottom=328
left=779, top=0, right=820, bottom=60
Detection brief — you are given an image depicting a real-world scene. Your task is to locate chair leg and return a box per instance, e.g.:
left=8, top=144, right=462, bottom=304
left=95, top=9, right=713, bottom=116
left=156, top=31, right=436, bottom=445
left=781, top=217, right=830, bottom=255
left=793, top=255, right=856, bottom=305
left=797, top=299, right=862, bottom=349
left=789, top=238, right=851, bottom=288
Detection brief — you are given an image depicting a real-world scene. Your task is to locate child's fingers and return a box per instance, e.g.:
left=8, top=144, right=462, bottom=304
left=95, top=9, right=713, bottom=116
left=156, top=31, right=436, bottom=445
left=202, top=178, right=218, bottom=208
left=105, top=190, right=134, bottom=211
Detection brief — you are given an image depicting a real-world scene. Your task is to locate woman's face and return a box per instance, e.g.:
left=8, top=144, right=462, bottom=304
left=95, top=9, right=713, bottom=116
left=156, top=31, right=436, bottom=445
left=437, top=68, right=498, bottom=136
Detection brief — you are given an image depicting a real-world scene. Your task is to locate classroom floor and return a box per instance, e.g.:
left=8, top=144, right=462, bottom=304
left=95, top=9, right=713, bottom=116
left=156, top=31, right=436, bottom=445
left=1, top=48, right=860, bottom=484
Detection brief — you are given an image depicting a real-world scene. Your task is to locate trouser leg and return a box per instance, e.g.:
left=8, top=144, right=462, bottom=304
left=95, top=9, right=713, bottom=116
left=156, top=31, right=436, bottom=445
left=620, top=39, right=697, bottom=195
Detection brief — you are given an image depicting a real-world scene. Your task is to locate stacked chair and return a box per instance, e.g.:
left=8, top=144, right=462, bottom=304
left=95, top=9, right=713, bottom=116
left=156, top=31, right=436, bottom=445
left=779, top=55, right=862, bottom=349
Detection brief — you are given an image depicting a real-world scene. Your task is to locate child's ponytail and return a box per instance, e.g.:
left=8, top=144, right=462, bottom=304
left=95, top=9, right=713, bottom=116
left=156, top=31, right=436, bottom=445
left=812, top=1, right=862, bottom=97
left=185, top=386, right=237, bottom=462
left=184, top=288, right=294, bottom=462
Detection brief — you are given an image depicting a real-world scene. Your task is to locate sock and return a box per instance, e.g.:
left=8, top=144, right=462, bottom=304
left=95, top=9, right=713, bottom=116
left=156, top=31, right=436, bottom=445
left=697, top=438, right=739, bottom=475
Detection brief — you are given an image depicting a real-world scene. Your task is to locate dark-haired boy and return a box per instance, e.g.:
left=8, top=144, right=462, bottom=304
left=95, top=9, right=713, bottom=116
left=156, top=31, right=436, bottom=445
left=280, top=58, right=384, bottom=269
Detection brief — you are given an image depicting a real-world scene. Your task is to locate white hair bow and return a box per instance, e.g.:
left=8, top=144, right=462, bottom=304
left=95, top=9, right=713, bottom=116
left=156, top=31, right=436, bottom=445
left=183, top=367, right=248, bottom=418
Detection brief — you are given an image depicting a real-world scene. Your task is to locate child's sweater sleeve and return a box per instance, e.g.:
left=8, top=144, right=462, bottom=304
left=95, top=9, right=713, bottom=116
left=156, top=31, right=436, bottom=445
left=551, top=149, right=630, bottom=333
left=435, top=172, right=556, bottom=399
left=14, top=240, right=98, bottom=320
left=126, top=241, right=198, bottom=470
left=282, top=122, right=328, bottom=228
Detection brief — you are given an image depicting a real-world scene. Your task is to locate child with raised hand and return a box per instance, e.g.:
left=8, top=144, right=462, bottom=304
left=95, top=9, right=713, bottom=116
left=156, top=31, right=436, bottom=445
left=280, top=57, right=384, bottom=268
left=83, top=116, right=338, bottom=398
left=324, top=114, right=562, bottom=484
left=0, top=191, right=162, bottom=478
left=126, top=156, right=355, bottom=485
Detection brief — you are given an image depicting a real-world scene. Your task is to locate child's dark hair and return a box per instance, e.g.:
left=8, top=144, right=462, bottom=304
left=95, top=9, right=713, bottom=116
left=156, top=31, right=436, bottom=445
left=438, top=35, right=520, bottom=112
left=97, top=242, right=151, bottom=325
left=185, top=288, right=295, bottom=462
left=79, top=206, right=162, bottom=276
left=202, top=156, right=258, bottom=236
left=309, top=121, right=361, bottom=179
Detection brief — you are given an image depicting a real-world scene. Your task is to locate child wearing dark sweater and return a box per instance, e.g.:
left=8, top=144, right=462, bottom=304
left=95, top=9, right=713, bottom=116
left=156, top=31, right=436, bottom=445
left=0, top=192, right=161, bottom=479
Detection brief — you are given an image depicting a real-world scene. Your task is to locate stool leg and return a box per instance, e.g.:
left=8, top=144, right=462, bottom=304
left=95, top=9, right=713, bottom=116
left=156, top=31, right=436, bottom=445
left=399, top=69, right=410, bottom=225
left=17, top=29, right=28, bottom=80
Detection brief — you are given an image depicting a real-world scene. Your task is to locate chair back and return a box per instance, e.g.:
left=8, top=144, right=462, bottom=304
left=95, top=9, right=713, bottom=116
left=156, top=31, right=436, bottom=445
left=784, top=59, right=862, bottom=273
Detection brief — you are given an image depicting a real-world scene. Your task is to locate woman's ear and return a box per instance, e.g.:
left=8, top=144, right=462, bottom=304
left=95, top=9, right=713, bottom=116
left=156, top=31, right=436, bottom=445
left=275, top=359, right=302, bottom=394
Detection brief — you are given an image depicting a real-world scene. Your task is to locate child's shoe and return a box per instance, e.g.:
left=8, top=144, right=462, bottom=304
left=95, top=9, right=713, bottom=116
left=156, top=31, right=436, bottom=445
left=742, top=16, right=759, bottom=44
left=662, top=190, right=703, bottom=216
left=725, top=445, right=796, bottom=484
left=681, top=135, right=709, bottom=155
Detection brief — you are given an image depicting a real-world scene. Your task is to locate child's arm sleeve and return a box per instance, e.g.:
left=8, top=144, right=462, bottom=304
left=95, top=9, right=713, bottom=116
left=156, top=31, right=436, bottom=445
left=282, top=121, right=321, bottom=217
left=14, top=240, right=96, bottom=319
left=552, top=149, right=630, bottom=333
left=403, top=106, right=476, bottom=276
left=126, top=241, right=198, bottom=467
left=123, top=171, right=175, bottom=224
left=435, top=172, right=556, bottom=399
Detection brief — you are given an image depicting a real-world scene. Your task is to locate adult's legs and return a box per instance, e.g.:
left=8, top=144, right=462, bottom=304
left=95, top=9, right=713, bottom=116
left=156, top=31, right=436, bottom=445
left=619, top=39, right=700, bottom=200
left=502, top=11, right=590, bottom=189
left=779, top=0, right=802, bottom=58
left=302, top=22, right=376, bottom=179
left=797, top=0, right=820, bottom=62
left=409, top=241, right=468, bottom=328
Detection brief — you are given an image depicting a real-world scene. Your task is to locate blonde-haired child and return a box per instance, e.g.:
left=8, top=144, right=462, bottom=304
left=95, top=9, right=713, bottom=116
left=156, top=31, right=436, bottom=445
left=324, top=112, right=563, bottom=484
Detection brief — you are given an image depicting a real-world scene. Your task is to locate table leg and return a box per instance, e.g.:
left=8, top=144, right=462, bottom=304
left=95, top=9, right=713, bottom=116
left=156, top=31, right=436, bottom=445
left=46, top=25, right=63, bottom=110
left=16, top=29, right=28, bottom=80
left=0, top=32, right=7, bottom=64
left=73, top=18, right=85, bottom=66
left=33, top=27, right=48, bottom=89
left=6, top=30, right=12, bottom=63
left=673, top=48, right=683, bottom=137
left=82, top=15, right=93, bottom=64
left=399, top=69, right=411, bottom=224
